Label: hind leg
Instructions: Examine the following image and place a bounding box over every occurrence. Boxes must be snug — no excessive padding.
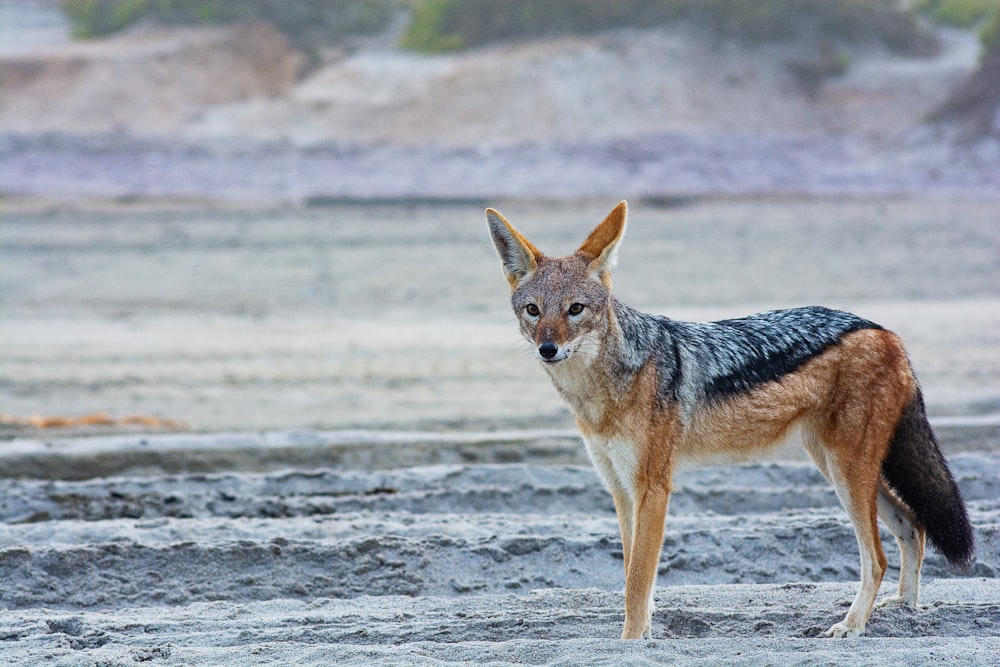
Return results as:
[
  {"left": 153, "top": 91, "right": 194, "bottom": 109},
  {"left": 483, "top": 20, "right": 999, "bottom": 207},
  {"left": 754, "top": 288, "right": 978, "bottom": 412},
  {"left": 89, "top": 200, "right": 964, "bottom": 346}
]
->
[
  {"left": 823, "top": 463, "right": 888, "bottom": 638},
  {"left": 875, "top": 481, "right": 925, "bottom": 608},
  {"left": 803, "top": 431, "right": 885, "bottom": 633},
  {"left": 804, "top": 431, "right": 889, "bottom": 624}
]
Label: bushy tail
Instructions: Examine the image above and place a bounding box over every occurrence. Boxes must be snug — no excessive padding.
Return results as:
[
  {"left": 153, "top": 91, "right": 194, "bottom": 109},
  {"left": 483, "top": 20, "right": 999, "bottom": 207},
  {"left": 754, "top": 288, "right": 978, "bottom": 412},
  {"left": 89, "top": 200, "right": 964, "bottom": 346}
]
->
[{"left": 881, "top": 387, "right": 975, "bottom": 569}]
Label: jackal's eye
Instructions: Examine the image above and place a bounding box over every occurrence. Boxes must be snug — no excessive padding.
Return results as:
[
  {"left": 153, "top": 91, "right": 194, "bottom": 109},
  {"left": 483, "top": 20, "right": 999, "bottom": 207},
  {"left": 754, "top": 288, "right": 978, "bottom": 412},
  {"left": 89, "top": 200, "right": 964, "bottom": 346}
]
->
[
  {"left": 568, "top": 303, "right": 585, "bottom": 316},
  {"left": 525, "top": 303, "right": 540, "bottom": 317}
]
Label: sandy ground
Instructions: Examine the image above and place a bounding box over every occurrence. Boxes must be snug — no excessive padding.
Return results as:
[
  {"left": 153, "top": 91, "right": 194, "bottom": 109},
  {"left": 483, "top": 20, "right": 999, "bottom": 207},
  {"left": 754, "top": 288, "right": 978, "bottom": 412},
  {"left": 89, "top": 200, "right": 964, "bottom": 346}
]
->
[
  {"left": 3, "top": 198, "right": 998, "bottom": 434},
  {"left": 1, "top": 197, "right": 998, "bottom": 665},
  {"left": 1, "top": 451, "right": 998, "bottom": 665}
]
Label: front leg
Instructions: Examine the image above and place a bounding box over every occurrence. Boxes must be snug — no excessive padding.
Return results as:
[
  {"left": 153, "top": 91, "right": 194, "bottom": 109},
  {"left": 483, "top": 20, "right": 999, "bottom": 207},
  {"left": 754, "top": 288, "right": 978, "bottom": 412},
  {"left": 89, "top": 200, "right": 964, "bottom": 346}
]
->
[
  {"left": 583, "top": 436, "right": 637, "bottom": 579},
  {"left": 622, "top": 484, "right": 670, "bottom": 640},
  {"left": 610, "top": 487, "right": 635, "bottom": 574}
]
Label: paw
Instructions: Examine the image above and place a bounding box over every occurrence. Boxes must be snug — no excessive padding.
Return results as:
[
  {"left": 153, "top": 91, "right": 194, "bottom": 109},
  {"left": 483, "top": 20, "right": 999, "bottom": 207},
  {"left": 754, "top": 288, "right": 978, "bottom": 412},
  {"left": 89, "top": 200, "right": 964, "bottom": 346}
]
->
[
  {"left": 621, "top": 616, "right": 653, "bottom": 640},
  {"left": 823, "top": 621, "right": 863, "bottom": 638},
  {"left": 876, "top": 595, "right": 917, "bottom": 609},
  {"left": 620, "top": 627, "right": 647, "bottom": 640}
]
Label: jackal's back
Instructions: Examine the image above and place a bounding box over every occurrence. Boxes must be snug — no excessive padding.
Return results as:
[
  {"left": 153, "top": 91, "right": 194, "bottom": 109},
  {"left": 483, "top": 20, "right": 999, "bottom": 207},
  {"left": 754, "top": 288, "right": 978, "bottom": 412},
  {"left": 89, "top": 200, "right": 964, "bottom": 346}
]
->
[{"left": 616, "top": 304, "right": 884, "bottom": 403}]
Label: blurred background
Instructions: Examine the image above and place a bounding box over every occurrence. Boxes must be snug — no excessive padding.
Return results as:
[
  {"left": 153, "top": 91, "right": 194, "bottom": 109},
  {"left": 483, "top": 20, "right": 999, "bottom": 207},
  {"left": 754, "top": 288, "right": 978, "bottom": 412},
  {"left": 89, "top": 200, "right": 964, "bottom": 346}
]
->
[
  {"left": 1, "top": 0, "right": 998, "bottom": 443},
  {"left": 2, "top": 0, "right": 999, "bottom": 199}
]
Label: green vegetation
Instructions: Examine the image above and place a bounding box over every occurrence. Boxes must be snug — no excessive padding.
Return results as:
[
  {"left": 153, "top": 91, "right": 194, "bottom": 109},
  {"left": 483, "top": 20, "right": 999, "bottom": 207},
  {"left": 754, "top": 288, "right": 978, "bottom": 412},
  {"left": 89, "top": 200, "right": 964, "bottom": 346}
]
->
[
  {"left": 977, "top": 3, "right": 1000, "bottom": 53},
  {"left": 398, "top": 0, "right": 464, "bottom": 53},
  {"left": 400, "top": 0, "right": 938, "bottom": 55},
  {"left": 925, "top": 0, "right": 999, "bottom": 134},
  {"left": 63, "top": 0, "right": 1000, "bottom": 62},
  {"left": 61, "top": 0, "right": 398, "bottom": 57},
  {"left": 915, "top": 0, "right": 999, "bottom": 28},
  {"left": 916, "top": 0, "right": 1000, "bottom": 64},
  {"left": 63, "top": 0, "right": 143, "bottom": 37}
]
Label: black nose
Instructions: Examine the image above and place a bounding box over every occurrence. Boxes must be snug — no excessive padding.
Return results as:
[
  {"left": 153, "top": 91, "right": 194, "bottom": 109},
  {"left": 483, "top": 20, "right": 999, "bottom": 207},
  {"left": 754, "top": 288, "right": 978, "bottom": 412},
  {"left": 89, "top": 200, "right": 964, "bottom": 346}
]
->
[{"left": 538, "top": 342, "right": 558, "bottom": 359}]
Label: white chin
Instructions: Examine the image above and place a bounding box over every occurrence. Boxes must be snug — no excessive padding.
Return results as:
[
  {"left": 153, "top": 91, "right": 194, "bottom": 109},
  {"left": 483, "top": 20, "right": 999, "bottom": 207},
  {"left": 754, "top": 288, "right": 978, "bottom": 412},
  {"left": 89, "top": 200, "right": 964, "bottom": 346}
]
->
[{"left": 539, "top": 350, "right": 573, "bottom": 364}]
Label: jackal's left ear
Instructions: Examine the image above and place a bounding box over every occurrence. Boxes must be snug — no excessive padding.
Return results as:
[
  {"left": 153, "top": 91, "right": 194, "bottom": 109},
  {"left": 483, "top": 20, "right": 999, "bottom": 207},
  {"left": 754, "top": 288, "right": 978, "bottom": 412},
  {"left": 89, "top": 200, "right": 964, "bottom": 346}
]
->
[
  {"left": 486, "top": 208, "right": 545, "bottom": 289},
  {"left": 578, "top": 200, "right": 627, "bottom": 286}
]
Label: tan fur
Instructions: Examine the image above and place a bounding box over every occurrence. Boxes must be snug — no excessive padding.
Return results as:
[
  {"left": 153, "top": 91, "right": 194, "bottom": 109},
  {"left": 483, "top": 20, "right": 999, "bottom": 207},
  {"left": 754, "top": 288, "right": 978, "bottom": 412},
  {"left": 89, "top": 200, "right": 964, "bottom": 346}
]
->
[
  {"left": 487, "top": 202, "right": 935, "bottom": 640},
  {"left": 677, "top": 329, "right": 916, "bottom": 637},
  {"left": 580, "top": 329, "right": 917, "bottom": 638},
  {"left": 578, "top": 201, "right": 627, "bottom": 288}
]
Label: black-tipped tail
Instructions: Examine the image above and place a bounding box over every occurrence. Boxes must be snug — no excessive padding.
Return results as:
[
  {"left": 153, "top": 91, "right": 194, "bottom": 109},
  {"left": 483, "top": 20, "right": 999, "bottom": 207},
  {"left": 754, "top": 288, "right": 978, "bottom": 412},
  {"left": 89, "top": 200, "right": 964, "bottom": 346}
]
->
[{"left": 881, "top": 387, "right": 975, "bottom": 569}]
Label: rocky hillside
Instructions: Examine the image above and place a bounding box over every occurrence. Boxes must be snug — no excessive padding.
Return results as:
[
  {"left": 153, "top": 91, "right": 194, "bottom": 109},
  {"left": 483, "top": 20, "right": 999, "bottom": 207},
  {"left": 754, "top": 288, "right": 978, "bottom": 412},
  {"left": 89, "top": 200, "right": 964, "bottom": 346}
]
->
[
  {"left": 2, "top": 6, "right": 997, "bottom": 201},
  {"left": 0, "top": 22, "right": 305, "bottom": 136},
  {"left": 0, "top": 14, "right": 985, "bottom": 146}
]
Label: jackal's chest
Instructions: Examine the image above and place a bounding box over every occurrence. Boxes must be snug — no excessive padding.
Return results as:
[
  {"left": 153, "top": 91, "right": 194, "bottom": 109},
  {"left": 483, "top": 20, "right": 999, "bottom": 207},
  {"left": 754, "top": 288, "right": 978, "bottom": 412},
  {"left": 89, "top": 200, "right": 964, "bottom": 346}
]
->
[
  {"left": 544, "top": 362, "right": 623, "bottom": 426},
  {"left": 579, "top": 431, "right": 641, "bottom": 491}
]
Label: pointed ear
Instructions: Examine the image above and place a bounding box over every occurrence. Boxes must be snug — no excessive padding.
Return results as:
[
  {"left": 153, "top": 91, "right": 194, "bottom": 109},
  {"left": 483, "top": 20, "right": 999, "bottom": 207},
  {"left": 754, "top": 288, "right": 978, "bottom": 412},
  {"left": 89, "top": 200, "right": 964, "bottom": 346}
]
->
[
  {"left": 577, "top": 200, "right": 627, "bottom": 286},
  {"left": 486, "top": 208, "right": 544, "bottom": 289}
]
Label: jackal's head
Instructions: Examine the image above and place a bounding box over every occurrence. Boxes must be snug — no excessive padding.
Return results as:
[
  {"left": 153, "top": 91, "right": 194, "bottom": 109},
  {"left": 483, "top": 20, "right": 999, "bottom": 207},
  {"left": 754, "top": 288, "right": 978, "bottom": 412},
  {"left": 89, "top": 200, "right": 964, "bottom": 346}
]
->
[{"left": 486, "top": 201, "right": 627, "bottom": 365}]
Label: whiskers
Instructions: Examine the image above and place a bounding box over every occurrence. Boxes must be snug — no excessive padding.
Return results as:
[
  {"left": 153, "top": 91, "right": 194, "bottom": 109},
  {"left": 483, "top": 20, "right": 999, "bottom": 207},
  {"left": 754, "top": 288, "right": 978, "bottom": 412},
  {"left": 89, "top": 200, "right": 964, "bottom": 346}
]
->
[
  {"left": 499, "top": 317, "right": 603, "bottom": 366},
  {"left": 498, "top": 316, "right": 535, "bottom": 360},
  {"left": 512, "top": 336, "right": 538, "bottom": 361}
]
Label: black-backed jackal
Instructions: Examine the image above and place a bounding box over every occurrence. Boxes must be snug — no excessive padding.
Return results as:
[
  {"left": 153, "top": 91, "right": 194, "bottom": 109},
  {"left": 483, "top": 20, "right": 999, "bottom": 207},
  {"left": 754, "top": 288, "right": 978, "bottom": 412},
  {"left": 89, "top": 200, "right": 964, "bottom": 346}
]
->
[{"left": 486, "top": 201, "right": 974, "bottom": 639}]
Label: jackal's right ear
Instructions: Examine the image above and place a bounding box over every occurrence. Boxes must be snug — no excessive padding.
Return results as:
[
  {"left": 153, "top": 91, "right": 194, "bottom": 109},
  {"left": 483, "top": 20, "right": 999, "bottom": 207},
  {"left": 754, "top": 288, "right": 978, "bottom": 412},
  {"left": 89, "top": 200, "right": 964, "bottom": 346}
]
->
[
  {"left": 577, "top": 200, "right": 627, "bottom": 287},
  {"left": 486, "top": 208, "right": 544, "bottom": 289}
]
